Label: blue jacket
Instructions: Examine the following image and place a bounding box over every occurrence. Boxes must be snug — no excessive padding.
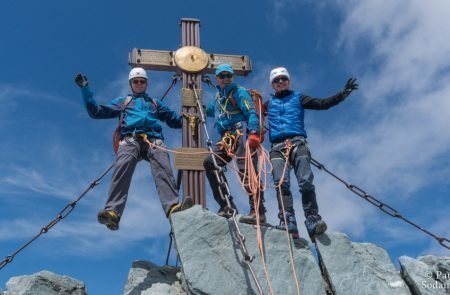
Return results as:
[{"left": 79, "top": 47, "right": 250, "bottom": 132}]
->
[
  {"left": 81, "top": 86, "right": 182, "bottom": 139},
  {"left": 268, "top": 91, "right": 306, "bottom": 143},
  {"left": 205, "top": 83, "right": 260, "bottom": 135},
  {"left": 267, "top": 89, "right": 347, "bottom": 143}
]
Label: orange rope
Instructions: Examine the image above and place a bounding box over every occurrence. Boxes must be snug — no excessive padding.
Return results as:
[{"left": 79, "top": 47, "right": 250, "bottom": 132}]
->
[
  {"left": 245, "top": 142, "right": 275, "bottom": 295},
  {"left": 275, "top": 140, "right": 301, "bottom": 295}
]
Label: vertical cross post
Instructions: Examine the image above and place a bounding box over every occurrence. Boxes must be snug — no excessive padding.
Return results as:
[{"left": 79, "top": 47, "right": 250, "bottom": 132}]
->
[{"left": 180, "top": 18, "right": 204, "bottom": 206}]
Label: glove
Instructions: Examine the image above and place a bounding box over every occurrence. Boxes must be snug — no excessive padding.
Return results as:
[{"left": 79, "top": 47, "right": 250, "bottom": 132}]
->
[
  {"left": 248, "top": 133, "right": 260, "bottom": 149},
  {"left": 74, "top": 73, "right": 89, "bottom": 88},
  {"left": 342, "top": 78, "right": 358, "bottom": 98}
]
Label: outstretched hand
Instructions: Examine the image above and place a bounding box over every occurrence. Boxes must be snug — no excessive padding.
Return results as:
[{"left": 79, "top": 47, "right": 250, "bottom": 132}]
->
[
  {"left": 343, "top": 78, "right": 358, "bottom": 97},
  {"left": 74, "top": 73, "right": 89, "bottom": 88}
]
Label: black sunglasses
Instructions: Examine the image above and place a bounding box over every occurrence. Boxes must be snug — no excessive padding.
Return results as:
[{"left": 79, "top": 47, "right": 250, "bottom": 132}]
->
[
  {"left": 132, "top": 79, "right": 147, "bottom": 85},
  {"left": 272, "top": 76, "right": 289, "bottom": 84},
  {"left": 217, "top": 73, "right": 233, "bottom": 79}
]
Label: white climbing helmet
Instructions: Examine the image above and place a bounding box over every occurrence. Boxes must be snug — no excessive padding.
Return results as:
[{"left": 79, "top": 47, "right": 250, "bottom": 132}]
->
[
  {"left": 129, "top": 67, "right": 148, "bottom": 81},
  {"left": 269, "top": 67, "right": 290, "bottom": 83}
]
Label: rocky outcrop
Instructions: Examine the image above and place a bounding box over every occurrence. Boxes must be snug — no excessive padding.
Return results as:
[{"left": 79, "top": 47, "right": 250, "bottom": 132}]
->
[
  {"left": 399, "top": 255, "right": 450, "bottom": 295},
  {"left": 315, "top": 232, "right": 411, "bottom": 295},
  {"left": 3, "top": 206, "right": 449, "bottom": 295},
  {"left": 3, "top": 270, "right": 86, "bottom": 295},
  {"left": 123, "top": 260, "right": 186, "bottom": 295},
  {"left": 170, "top": 205, "right": 326, "bottom": 295}
]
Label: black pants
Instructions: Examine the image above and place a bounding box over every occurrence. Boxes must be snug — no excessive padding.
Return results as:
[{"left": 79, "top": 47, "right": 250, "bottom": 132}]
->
[
  {"left": 203, "top": 133, "right": 265, "bottom": 214},
  {"left": 270, "top": 136, "right": 319, "bottom": 218}
]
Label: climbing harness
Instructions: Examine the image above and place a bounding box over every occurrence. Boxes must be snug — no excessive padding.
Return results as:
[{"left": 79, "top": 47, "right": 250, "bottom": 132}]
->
[
  {"left": 112, "top": 95, "right": 132, "bottom": 154},
  {"left": 0, "top": 161, "right": 117, "bottom": 270},
  {"left": 310, "top": 158, "right": 450, "bottom": 250},
  {"left": 217, "top": 128, "right": 243, "bottom": 157}
]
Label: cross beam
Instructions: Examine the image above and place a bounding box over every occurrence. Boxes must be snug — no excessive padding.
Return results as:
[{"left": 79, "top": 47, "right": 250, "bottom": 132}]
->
[{"left": 128, "top": 18, "right": 252, "bottom": 207}]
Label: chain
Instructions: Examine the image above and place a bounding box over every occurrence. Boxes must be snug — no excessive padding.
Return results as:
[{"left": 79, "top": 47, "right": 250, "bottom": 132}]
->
[
  {"left": 0, "top": 161, "right": 117, "bottom": 270},
  {"left": 166, "top": 230, "right": 174, "bottom": 266},
  {"left": 161, "top": 74, "right": 182, "bottom": 101},
  {"left": 191, "top": 81, "right": 265, "bottom": 294},
  {"left": 310, "top": 158, "right": 450, "bottom": 250}
]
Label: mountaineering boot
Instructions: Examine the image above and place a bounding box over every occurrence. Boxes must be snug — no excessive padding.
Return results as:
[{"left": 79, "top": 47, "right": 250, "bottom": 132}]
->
[
  {"left": 217, "top": 200, "right": 238, "bottom": 218},
  {"left": 239, "top": 209, "right": 267, "bottom": 225},
  {"left": 97, "top": 209, "right": 121, "bottom": 231},
  {"left": 275, "top": 212, "right": 299, "bottom": 239},
  {"left": 167, "top": 197, "right": 194, "bottom": 218},
  {"left": 304, "top": 214, "right": 327, "bottom": 242}
]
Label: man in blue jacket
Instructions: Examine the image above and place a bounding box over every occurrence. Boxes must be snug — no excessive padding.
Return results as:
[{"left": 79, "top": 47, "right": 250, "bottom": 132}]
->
[
  {"left": 203, "top": 64, "right": 266, "bottom": 224},
  {"left": 267, "top": 67, "right": 358, "bottom": 241},
  {"left": 74, "top": 68, "right": 192, "bottom": 231}
]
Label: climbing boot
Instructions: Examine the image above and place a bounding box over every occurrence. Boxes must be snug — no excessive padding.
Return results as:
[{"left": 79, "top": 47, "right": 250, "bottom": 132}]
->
[
  {"left": 167, "top": 197, "right": 194, "bottom": 218},
  {"left": 97, "top": 209, "right": 120, "bottom": 231},
  {"left": 275, "top": 212, "right": 299, "bottom": 239},
  {"left": 304, "top": 214, "right": 327, "bottom": 242},
  {"left": 239, "top": 210, "right": 267, "bottom": 225}
]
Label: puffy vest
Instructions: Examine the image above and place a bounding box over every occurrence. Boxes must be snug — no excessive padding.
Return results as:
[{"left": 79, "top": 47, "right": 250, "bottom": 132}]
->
[{"left": 267, "top": 91, "right": 307, "bottom": 143}]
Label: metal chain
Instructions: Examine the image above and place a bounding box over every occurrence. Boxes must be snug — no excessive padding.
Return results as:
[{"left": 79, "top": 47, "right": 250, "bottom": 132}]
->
[
  {"left": 161, "top": 74, "right": 182, "bottom": 101},
  {"left": 166, "top": 230, "right": 174, "bottom": 266},
  {"left": 0, "top": 161, "right": 117, "bottom": 270},
  {"left": 191, "top": 82, "right": 265, "bottom": 295},
  {"left": 310, "top": 158, "right": 450, "bottom": 250}
]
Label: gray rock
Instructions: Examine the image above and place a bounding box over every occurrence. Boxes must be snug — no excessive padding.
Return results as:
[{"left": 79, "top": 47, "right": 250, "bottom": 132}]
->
[
  {"left": 124, "top": 260, "right": 186, "bottom": 295},
  {"left": 4, "top": 270, "right": 86, "bottom": 295},
  {"left": 399, "top": 255, "right": 450, "bottom": 295},
  {"left": 170, "top": 205, "right": 326, "bottom": 295},
  {"left": 315, "top": 231, "right": 410, "bottom": 295}
]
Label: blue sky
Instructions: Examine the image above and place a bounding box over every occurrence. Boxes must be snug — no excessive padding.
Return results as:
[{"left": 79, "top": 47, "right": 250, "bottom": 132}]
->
[{"left": 1, "top": 0, "right": 449, "bottom": 293}]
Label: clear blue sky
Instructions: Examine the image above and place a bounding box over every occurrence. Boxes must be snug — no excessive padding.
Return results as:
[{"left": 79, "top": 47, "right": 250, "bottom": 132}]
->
[{"left": 1, "top": 0, "right": 449, "bottom": 294}]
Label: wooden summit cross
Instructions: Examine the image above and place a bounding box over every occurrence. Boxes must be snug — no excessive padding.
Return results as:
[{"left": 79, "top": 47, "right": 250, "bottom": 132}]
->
[{"left": 128, "top": 18, "right": 252, "bottom": 207}]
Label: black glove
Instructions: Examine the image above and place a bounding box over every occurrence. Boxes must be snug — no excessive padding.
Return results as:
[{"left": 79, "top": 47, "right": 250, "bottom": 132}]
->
[
  {"left": 74, "top": 73, "right": 89, "bottom": 88},
  {"left": 341, "top": 78, "right": 358, "bottom": 99}
]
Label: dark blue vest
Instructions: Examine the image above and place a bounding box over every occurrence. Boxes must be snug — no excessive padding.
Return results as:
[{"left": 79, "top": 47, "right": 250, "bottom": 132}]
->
[{"left": 268, "top": 92, "right": 307, "bottom": 143}]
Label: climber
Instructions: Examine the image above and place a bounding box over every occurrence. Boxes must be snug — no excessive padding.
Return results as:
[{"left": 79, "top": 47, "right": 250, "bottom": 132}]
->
[
  {"left": 203, "top": 63, "right": 266, "bottom": 224},
  {"left": 266, "top": 67, "right": 358, "bottom": 241},
  {"left": 74, "top": 68, "right": 193, "bottom": 231}
]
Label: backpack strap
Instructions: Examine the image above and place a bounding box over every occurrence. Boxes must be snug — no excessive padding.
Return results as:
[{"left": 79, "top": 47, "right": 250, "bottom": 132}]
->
[
  {"left": 217, "top": 88, "right": 241, "bottom": 115},
  {"left": 227, "top": 88, "right": 238, "bottom": 108},
  {"left": 118, "top": 95, "right": 133, "bottom": 131}
]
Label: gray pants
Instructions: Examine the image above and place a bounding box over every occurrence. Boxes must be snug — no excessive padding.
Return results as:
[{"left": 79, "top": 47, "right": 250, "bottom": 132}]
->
[
  {"left": 104, "top": 136, "right": 179, "bottom": 217},
  {"left": 270, "top": 136, "right": 319, "bottom": 218}
]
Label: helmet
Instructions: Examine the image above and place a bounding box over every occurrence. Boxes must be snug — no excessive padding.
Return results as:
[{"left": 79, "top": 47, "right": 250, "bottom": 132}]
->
[
  {"left": 129, "top": 67, "right": 148, "bottom": 81},
  {"left": 270, "top": 67, "right": 290, "bottom": 83}
]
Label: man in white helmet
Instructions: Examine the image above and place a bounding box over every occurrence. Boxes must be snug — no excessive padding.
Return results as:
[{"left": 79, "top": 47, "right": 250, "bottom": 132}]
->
[
  {"left": 74, "top": 68, "right": 192, "bottom": 231},
  {"left": 266, "top": 66, "right": 358, "bottom": 241}
]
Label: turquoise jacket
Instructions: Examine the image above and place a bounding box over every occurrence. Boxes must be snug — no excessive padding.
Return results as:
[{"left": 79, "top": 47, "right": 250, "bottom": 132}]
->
[
  {"left": 205, "top": 83, "right": 260, "bottom": 135},
  {"left": 81, "top": 86, "right": 182, "bottom": 139}
]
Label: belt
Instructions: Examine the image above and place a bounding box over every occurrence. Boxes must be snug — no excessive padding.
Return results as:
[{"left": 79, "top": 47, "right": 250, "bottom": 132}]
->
[
  {"left": 272, "top": 135, "right": 306, "bottom": 149},
  {"left": 121, "top": 133, "right": 155, "bottom": 140}
]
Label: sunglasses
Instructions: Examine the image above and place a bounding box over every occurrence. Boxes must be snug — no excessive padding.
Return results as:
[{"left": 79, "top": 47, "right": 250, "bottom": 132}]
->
[
  {"left": 272, "top": 76, "right": 289, "bottom": 84},
  {"left": 217, "top": 73, "right": 233, "bottom": 79},
  {"left": 132, "top": 79, "right": 147, "bottom": 85}
]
